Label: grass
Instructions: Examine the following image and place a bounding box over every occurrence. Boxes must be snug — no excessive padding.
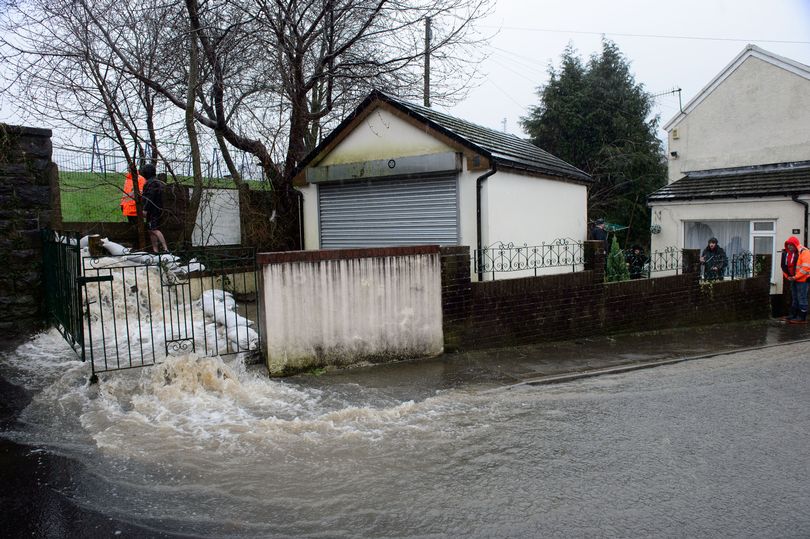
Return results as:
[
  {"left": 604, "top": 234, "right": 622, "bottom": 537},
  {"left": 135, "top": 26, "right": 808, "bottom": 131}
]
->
[{"left": 59, "top": 170, "right": 271, "bottom": 222}]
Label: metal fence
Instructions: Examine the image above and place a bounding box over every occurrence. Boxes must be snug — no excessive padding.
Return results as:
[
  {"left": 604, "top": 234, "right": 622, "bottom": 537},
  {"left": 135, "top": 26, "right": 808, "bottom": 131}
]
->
[
  {"left": 473, "top": 240, "right": 585, "bottom": 280},
  {"left": 42, "top": 229, "right": 262, "bottom": 382},
  {"left": 475, "top": 240, "right": 756, "bottom": 282}
]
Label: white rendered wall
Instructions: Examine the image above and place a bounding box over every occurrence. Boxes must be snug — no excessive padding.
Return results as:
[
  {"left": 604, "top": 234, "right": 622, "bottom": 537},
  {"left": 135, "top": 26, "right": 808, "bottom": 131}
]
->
[
  {"left": 649, "top": 197, "right": 808, "bottom": 293},
  {"left": 667, "top": 57, "right": 810, "bottom": 182},
  {"left": 191, "top": 188, "right": 241, "bottom": 246},
  {"left": 299, "top": 183, "right": 319, "bottom": 250},
  {"left": 481, "top": 171, "right": 588, "bottom": 278},
  {"left": 320, "top": 107, "right": 453, "bottom": 165},
  {"left": 262, "top": 253, "right": 443, "bottom": 374}
]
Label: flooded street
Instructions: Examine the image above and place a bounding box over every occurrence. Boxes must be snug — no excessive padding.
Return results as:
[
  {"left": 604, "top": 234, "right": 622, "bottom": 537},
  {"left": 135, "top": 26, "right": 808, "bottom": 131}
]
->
[{"left": 2, "top": 329, "right": 810, "bottom": 538}]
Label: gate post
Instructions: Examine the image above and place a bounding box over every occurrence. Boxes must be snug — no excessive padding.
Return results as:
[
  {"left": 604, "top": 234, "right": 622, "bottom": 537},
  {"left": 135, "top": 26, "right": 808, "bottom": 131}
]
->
[{"left": 0, "top": 124, "right": 55, "bottom": 340}]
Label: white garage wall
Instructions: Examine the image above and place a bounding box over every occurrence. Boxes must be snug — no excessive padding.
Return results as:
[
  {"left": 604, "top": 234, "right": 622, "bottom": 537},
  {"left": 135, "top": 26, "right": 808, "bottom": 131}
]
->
[
  {"left": 191, "top": 188, "right": 242, "bottom": 247},
  {"left": 482, "top": 170, "right": 588, "bottom": 277}
]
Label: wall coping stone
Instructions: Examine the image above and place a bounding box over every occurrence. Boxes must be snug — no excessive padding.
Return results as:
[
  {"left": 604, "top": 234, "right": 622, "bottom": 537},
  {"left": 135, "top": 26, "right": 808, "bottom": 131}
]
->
[
  {"left": 258, "top": 244, "right": 440, "bottom": 265},
  {"left": 1, "top": 124, "right": 53, "bottom": 137}
]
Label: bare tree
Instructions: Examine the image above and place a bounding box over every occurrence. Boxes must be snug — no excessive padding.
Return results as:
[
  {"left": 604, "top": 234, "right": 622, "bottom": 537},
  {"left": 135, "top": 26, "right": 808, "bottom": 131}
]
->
[{"left": 2, "top": 0, "right": 493, "bottom": 247}]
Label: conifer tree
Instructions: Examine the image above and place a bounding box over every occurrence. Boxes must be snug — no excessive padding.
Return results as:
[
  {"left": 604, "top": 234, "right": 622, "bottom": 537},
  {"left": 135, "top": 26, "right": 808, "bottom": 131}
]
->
[
  {"left": 606, "top": 236, "right": 630, "bottom": 282},
  {"left": 521, "top": 40, "right": 666, "bottom": 246}
]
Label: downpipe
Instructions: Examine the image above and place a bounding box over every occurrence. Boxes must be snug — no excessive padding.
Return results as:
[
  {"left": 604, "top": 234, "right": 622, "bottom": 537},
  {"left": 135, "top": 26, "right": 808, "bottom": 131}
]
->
[
  {"left": 791, "top": 194, "right": 808, "bottom": 246},
  {"left": 476, "top": 166, "right": 497, "bottom": 281}
]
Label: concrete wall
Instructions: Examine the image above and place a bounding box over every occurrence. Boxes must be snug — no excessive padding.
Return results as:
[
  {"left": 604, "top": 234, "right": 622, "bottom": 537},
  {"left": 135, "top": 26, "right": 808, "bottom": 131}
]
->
[
  {"left": 0, "top": 124, "right": 55, "bottom": 339},
  {"left": 258, "top": 245, "right": 443, "bottom": 375},
  {"left": 441, "top": 244, "right": 771, "bottom": 351},
  {"left": 667, "top": 55, "right": 810, "bottom": 182}
]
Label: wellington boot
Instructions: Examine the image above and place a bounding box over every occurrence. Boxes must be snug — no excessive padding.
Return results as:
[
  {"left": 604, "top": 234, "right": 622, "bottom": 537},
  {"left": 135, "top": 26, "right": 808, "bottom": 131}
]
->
[
  {"left": 788, "top": 311, "right": 808, "bottom": 324},
  {"left": 781, "top": 306, "right": 798, "bottom": 321}
]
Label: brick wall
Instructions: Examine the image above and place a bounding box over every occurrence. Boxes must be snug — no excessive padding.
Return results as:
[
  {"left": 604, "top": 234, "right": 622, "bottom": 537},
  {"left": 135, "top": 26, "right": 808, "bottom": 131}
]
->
[
  {"left": 0, "top": 124, "right": 55, "bottom": 339},
  {"left": 440, "top": 244, "right": 772, "bottom": 351}
]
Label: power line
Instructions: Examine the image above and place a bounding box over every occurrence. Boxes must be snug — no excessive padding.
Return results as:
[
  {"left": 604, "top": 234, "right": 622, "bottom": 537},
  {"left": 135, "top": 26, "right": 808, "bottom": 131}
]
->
[{"left": 482, "top": 25, "right": 810, "bottom": 45}]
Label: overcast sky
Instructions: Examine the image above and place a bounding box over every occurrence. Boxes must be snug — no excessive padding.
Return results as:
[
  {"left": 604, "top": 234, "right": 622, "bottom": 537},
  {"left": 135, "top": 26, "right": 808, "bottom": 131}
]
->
[
  {"left": 1, "top": 0, "right": 808, "bottom": 149},
  {"left": 438, "top": 0, "right": 810, "bottom": 144}
]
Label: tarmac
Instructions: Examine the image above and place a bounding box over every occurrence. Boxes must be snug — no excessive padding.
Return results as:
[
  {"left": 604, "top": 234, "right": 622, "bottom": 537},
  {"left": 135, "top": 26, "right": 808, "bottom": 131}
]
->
[{"left": 291, "top": 318, "right": 810, "bottom": 396}]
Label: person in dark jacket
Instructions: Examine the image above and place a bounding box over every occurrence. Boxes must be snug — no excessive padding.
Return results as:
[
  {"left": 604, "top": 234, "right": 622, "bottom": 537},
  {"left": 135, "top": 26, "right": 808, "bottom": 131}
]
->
[
  {"left": 625, "top": 244, "right": 647, "bottom": 279},
  {"left": 700, "top": 237, "right": 727, "bottom": 281},
  {"left": 140, "top": 164, "right": 168, "bottom": 253},
  {"left": 589, "top": 218, "right": 609, "bottom": 252}
]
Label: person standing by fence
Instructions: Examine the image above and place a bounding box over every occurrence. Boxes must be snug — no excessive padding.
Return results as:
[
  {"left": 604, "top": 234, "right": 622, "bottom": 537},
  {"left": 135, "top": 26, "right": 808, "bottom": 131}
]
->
[
  {"left": 700, "top": 237, "right": 727, "bottom": 281},
  {"left": 140, "top": 164, "right": 169, "bottom": 253},
  {"left": 782, "top": 236, "right": 810, "bottom": 324},
  {"left": 120, "top": 168, "right": 146, "bottom": 224}
]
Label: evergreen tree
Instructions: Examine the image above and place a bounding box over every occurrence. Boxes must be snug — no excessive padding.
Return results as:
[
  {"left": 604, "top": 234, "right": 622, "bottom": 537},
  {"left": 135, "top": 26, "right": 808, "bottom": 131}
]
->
[
  {"left": 606, "top": 236, "right": 630, "bottom": 283},
  {"left": 521, "top": 40, "right": 666, "bottom": 246}
]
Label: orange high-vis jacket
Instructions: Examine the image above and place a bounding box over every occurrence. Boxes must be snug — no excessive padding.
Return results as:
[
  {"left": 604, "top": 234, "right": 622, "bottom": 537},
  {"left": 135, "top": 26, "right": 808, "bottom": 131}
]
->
[
  {"left": 120, "top": 172, "right": 146, "bottom": 217},
  {"left": 795, "top": 246, "right": 810, "bottom": 282}
]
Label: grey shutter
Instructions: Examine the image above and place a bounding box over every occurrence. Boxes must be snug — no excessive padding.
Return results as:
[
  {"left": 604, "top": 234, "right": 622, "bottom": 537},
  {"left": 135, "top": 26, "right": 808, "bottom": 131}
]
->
[{"left": 318, "top": 175, "right": 459, "bottom": 248}]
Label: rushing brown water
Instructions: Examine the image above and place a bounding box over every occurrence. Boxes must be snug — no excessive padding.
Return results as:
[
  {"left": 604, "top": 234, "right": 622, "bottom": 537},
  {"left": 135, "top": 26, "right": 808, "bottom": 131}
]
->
[{"left": 2, "top": 329, "right": 810, "bottom": 538}]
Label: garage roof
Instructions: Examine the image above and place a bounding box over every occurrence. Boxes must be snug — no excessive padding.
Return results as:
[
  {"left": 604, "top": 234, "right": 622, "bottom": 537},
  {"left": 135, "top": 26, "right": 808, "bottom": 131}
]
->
[
  {"left": 294, "top": 91, "right": 592, "bottom": 185},
  {"left": 648, "top": 161, "right": 810, "bottom": 202}
]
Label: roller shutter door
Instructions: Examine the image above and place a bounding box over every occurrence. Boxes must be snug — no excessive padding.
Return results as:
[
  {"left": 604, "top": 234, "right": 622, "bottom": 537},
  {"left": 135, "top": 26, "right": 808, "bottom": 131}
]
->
[{"left": 319, "top": 175, "right": 459, "bottom": 248}]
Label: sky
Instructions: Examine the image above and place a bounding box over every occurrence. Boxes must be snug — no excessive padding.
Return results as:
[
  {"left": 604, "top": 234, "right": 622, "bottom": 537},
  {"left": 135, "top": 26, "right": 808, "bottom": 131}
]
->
[
  {"left": 1, "top": 0, "right": 809, "bottom": 149},
  {"left": 437, "top": 0, "right": 810, "bottom": 145}
]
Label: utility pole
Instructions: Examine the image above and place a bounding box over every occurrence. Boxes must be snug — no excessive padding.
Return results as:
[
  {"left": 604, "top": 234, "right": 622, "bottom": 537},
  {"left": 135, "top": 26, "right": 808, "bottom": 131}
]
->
[
  {"left": 501, "top": 118, "right": 507, "bottom": 133},
  {"left": 424, "top": 17, "right": 431, "bottom": 108}
]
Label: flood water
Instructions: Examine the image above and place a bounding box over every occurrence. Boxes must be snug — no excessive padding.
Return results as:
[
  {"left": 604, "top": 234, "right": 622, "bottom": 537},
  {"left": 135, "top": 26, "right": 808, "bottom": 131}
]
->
[{"left": 2, "top": 329, "right": 809, "bottom": 538}]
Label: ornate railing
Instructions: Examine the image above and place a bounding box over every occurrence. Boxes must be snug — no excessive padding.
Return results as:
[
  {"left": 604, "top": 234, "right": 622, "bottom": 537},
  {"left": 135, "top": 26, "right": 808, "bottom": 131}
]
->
[{"left": 473, "top": 240, "right": 585, "bottom": 280}]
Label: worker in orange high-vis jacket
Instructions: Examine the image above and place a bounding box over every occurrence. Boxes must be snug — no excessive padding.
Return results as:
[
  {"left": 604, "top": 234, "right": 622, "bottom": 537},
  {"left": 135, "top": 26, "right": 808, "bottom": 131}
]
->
[
  {"left": 783, "top": 235, "right": 810, "bottom": 324},
  {"left": 120, "top": 169, "right": 146, "bottom": 224}
]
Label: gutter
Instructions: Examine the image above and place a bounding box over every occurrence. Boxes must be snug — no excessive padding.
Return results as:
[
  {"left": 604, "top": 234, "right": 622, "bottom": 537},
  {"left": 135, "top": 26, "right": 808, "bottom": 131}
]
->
[
  {"left": 476, "top": 165, "right": 497, "bottom": 281},
  {"left": 791, "top": 194, "right": 809, "bottom": 245}
]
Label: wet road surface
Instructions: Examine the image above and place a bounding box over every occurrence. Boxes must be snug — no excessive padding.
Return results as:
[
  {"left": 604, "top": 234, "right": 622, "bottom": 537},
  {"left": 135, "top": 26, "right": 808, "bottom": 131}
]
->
[{"left": 1, "top": 320, "right": 809, "bottom": 538}]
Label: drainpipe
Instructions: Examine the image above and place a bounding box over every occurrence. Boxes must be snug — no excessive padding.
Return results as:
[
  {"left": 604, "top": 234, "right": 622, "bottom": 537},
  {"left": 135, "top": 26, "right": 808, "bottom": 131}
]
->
[
  {"left": 292, "top": 188, "right": 305, "bottom": 250},
  {"left": 476, "top": 166, "right": 497, "bottom": 281},
  {"left": 791, "top": 194, "right": 808, "bottom": 246}
]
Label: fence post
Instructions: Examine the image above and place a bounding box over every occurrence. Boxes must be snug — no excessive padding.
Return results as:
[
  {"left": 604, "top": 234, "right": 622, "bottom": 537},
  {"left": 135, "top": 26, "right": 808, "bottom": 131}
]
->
[
  {"left": 584, "top": 240, "right": 605, "bottom": 281},
  {"left": 754, "top": 254, "right": 772, "bottom": 280},
  {"left": 682, "top": 248, "right": 701, "bottom": 274}
]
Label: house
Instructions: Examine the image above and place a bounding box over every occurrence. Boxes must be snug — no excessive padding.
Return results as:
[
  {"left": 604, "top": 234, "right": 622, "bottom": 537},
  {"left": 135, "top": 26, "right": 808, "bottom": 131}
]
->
[
  {"left": 648, "top": 44, "right": 810, "bottom": 294},
  {"left": 293, "top": 91, "right": 592, "bottom": 279}
]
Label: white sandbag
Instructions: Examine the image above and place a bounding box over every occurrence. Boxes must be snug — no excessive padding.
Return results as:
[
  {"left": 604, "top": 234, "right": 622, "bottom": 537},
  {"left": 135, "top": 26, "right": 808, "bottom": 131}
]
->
[
  {"left": 101, "top": 239, "right": 130, "bottom": 256},
  {"left": 227, "top": 325, "right": 259, "bottom": 351}
]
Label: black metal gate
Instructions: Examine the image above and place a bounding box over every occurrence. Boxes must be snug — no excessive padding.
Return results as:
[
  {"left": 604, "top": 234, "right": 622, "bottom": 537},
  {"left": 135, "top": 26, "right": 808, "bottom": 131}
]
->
[{"left": 42, "top": 230, "right": 263, "bottom": 382}]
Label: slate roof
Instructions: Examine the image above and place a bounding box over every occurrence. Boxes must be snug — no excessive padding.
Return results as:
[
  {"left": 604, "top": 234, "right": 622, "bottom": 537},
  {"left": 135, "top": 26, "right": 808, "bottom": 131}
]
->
[
  {"left": 295, "top": 91, "right": 592, "bottom": 184},
  {"left": 648, "top": 161, "right": 810, "bottom": 202}
]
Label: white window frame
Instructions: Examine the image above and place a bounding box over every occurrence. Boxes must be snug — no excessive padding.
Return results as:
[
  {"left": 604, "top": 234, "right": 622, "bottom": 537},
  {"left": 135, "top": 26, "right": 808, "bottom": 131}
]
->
[{"left": 750, "top": 220, "right": 777, "bottom": 285}]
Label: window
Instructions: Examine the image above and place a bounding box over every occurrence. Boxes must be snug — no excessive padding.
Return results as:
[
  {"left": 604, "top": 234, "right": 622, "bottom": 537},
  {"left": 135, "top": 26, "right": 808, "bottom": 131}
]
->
[
  {"left": 684, "top": 220, "right": 750, "bottom": 257},
  {"left": 684, "top": 220, "right": 777, "bottom": 282}
]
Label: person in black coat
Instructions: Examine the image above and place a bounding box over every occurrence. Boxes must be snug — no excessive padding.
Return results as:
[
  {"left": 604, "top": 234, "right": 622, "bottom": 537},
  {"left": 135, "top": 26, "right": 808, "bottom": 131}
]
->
[
  {"left": 625, "top": 244, "right": 647, "bottom": 279},
  {"left": 700, "top": 237, "right": 727, "bottom": 281},
  {"left": 140, "top": 164, "right": 169, "bottom": 253},
  {"left": 589, "top": 218, "right": 609, "bottom": 252}
]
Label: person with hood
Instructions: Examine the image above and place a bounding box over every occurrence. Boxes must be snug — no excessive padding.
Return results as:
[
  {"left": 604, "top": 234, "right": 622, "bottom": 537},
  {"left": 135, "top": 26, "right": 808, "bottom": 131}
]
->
[
  {"left": 625, "top": 244, "right": 648, "bottom": 279},
  {"left": 700, "top": 237, "right": 727, "bottom": 281},
  {"left": 781, "top": 235, "right": 810, "bottom": 323},
  {"left": 140, "top": 164, "right": 169, "bottom": 253}
]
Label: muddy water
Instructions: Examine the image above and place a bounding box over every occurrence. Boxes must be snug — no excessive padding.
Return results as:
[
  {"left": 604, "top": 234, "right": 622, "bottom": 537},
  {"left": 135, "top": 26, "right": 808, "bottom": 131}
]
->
[{"left": 2, "top": 330, "right": 810, "bottom": 537}]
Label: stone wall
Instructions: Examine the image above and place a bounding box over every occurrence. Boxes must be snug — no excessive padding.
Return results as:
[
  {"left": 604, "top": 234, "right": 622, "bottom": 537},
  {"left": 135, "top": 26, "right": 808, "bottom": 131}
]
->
[
  {"left": 441, "top": 243, "right": 772, "bottom": 351},
  {"left": 0, "top": 125, "right": 55, "bottom": 339}
]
